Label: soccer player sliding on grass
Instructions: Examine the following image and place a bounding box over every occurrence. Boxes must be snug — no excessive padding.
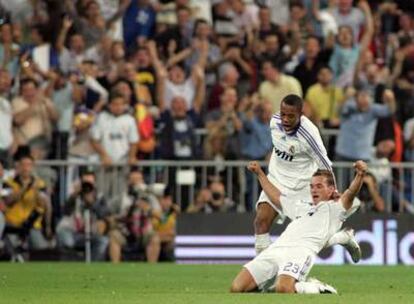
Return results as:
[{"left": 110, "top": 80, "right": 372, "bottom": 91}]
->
[
  {"left": 253, "top": 94, "right": 360, "bottom": 262},
  {"left": 231, "top": 160, "right": 368, "bottom": 294}
]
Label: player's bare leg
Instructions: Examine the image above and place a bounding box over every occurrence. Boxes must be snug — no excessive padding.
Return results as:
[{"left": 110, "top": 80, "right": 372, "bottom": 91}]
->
[
  {"left": 230, "top": 268, "right": 258, "bottom": 292},
  {"left": 254, "top": 203, "right": 278, "bottom": 254},
  {"left": 275, "top": 275, "right": 296, "bottom": 293}
]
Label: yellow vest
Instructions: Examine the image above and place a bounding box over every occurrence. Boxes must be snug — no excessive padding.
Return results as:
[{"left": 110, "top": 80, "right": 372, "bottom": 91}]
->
[
  {"left": 5, "top": 176, "right": 46, "bottom": 229},
  {"left": 153, "top": 212, "right": 176, "bottom": 234}
]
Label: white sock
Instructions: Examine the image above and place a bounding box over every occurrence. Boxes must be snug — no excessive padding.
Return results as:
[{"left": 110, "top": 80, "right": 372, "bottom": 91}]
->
[
  {"left": 255, "top": 233, "right": 271, "bottom": 254},
  {"left": 295, "top": 282, "right": 321, "bottom": 294},
  {"left": 326, "top": 230, "right": 348, "bottom": 247}
]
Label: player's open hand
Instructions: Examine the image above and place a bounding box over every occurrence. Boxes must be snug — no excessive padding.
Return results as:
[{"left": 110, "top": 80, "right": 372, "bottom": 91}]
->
[
  {"left": 247, "top": 161, "right": 263, "bottom": 175},
  {"left": 354, "top": 161, "right": 368, "bottom": 176}
]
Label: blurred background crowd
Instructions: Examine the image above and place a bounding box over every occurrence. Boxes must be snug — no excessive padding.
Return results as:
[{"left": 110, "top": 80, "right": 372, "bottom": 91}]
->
[{"left": 1, "top": 0, "right": 414, "bottom": 262}]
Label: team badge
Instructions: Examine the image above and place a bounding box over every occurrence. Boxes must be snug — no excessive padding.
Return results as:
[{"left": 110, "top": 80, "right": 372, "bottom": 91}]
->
[{"left": 289, "top": 145, "right": 295, "bottom": 154}]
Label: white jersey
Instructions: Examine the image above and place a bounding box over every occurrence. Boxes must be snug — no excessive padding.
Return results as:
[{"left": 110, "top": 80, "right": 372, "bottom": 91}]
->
[
  {"left": 275, "top": 199, "right": 351, "bottom": 254},
  {"left": 268, "top": 114, "right": 332, "bottom": 192},
  {"left": 91, "top": 111, "right": 139, "bottom": 162},
  {"left": 0, "top": 97, "right": 13, "bottom": 150}
]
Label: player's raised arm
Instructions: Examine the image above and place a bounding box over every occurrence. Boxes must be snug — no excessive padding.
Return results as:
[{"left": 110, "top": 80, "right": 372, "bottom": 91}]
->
[
  {"left": 248, "top": 161, "right": 282, "bottom": 210},
  {"left": 340, "top": 161, "right": 368, "bottom": 210}
]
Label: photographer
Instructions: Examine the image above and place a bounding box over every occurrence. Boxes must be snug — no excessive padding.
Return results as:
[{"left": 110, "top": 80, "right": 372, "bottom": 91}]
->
[
  {"left": 109, "top": 169, "right": 161, "bottom": 263},
  {"left": 118, "top": 169, "right": 160, "bottom": 215},
  {"left": 357, "top": 172, "right": 385, "bottom": 212},
  {"left": 152, "top": 188, "right": 180, "bottom": 261},
  {"left": 2, "top": 155, "right": 51, "bottom": 250},
  {"left": 56, "top": 170, "right": 109, "bottom": 261},
  {"left": 0, "top": 161, "right": 8, "bottom": 242},
  {"left": 187, "top": 179, "right": 234, "bottom": 213}
]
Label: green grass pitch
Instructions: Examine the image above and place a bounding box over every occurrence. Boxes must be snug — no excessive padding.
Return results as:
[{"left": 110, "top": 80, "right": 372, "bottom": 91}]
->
[{"left": 0, "top": 263, "right": 413, "bottom": 304}]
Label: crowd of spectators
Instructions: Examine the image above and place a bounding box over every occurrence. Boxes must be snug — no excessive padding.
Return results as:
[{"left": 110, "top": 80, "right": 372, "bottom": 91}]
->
[{"left": 1, "top": 0, "right": 414, "bottom": 261}]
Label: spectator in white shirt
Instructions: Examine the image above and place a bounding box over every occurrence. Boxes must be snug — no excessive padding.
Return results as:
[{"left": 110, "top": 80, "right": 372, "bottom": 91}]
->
[
  {"left": 331, "top": 0, "right": 366, "bottom": 43},
  {"left": 147, "top": 39, "right": 207, "bottom": 111},
  {"left": 0, "top": 69, "right": 13, "bottom": 167},
  {"left": 91, "top": 92, "right": 139, "bottom": 166}
]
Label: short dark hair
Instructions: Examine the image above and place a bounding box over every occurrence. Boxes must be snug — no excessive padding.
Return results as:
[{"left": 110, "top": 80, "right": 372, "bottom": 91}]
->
[
  {"left": 261, "top": 59, "right": 279, "bottom": 70},
  {"left": 307, "top": 35, "right": 321, "bottom": 44},
  {"left": 281, "top": 94, "right": 303, "bottom": 111},
  {"left": 18, "top": 154, "right": 34, "bottom": 163},
  {"left": 129, "top": 167, "right": 142, "bottom": 175},
  {"left": 177, "top": 5, "right": 191, "bottom": 13},
  {"left": 31, "top": 23, "right": 49, "bottom": 41},
  {"left": 313, "top": 169, "right": 335, "bottom": 187},
  {"left": 80, "top": 168, "right": 96, "bottom": 178},
  {"left": 163, "top": 186, "right": 172, "bottom": 198},
  {"left": 108, "top": 92, "right": 125, "bottom": 103},
  {"left": 290, "top": 0, "right": 304, "bottom": 9},
  {"left": 168, "top": 62, "right": 185, "bottom": 71},
  {"left": 81, "top": 59, "right": 97, "bottom": 65},
  {"left": 317, "top": 65, "right": 333, "bottom": 74},
  {"left": 20, "top": 78, "right": 39, "bottom": 88}
]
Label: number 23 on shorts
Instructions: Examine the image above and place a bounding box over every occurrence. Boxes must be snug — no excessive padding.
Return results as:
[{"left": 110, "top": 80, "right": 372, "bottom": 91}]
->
[{"left": 283, "top": 262, "right": 300, "bottom": 274}]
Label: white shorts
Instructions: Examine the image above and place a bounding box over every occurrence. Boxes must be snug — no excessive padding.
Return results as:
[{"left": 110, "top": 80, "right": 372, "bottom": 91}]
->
[
  {"left": 255, "top": 183, "right": 312, "bottom": 221},
  {"left": 244, "top": 246, "right": 315, "bottom": 289}
]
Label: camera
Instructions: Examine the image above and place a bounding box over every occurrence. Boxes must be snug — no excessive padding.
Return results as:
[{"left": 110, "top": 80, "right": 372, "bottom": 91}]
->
[
  {"left": 128, "top": 184, "right": 147, "bottom": 200},
  {"left": 212, "top": 191, "right": 223, "bottom": 201},
  {"left": 0, "top": 180, "right": 12, "bottom": 198},
  {"left": 77, "top": 75, "right": 85, "bottom": 85},
  {"left": 0, "top": 188, "right": 12, "bottom": 198},
  {"left": 80, "top": 181, "right": 95, "bottom": 195}
]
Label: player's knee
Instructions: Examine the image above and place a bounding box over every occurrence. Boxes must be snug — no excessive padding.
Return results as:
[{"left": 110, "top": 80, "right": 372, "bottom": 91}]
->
[
  {"left": 230, "top": 280, "right": 246, "bottom": 293},
  {"left": 275, "top": 281, "right": 295, "bottom": 294},
  {"left": 254, "top": 205, "right": 275, "bottom": 234},
  {"left": 254, "top": 217, "right": 269, "bottom": 234}
]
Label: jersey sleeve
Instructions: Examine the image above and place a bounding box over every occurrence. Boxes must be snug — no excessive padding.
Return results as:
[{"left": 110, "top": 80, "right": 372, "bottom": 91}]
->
[
  {"left": 331, "top": 200, "right": 350, "bottom": 222},
  {"left": 127, "top": 116, "right": 139, "bottom": 144},
  {"left": 269, "top": 114, "right": 278, "bottom": 128},
  {"left": 371, "top": 104, "right": 391, "bottom": 118},
  {"left": 90, "top": 114, "right": 103, "bottom": 141},
  {"left": 279, "top": 193, "right": 298, "bottom": 220},
  {"left": 299, "top": 119, "right": 332, "bottom": 171}
]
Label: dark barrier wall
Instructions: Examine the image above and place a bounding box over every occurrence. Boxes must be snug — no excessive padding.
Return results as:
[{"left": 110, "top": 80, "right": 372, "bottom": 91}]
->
[{"left": 175, "top": 214, "right": 414, "bottom": 265}]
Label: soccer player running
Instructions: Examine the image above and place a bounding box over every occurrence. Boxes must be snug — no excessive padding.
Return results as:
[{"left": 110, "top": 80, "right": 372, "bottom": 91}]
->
[
  {"left": 231, "top": 160, "right": 368, "bottom": 294},
  {"left": 254, "top": 94, "right": 360, "bottom": 261}
]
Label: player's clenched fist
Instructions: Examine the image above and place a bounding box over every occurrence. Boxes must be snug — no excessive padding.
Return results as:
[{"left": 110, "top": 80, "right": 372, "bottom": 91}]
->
[
  {"left": 247, "top": 161, "right": 263, "bottom": 175},
  {"left": 353, "top": 161, "right": 368, "bottom": 175}
]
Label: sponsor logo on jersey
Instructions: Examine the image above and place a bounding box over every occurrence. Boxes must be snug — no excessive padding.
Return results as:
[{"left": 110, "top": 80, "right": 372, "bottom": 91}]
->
[
  {"left": 109, "top": 133, "right": 123, "bottom": 140},
  {"left": 274, "top": 147, "right": 294, "bottom": 161}
]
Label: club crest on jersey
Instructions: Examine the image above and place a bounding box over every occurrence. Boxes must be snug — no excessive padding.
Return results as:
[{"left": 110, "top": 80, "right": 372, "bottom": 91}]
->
[{"left": 289, "top": 145, "right": 295, "bottom": 154}]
